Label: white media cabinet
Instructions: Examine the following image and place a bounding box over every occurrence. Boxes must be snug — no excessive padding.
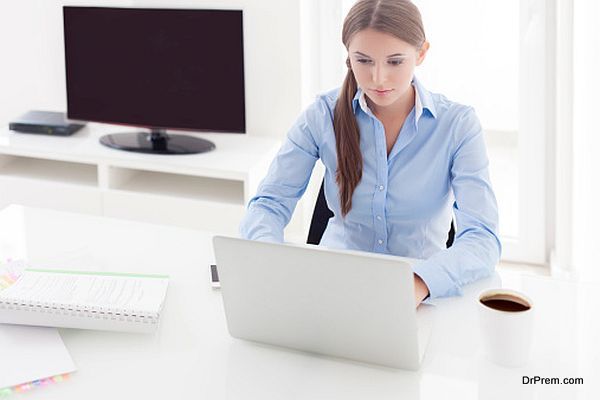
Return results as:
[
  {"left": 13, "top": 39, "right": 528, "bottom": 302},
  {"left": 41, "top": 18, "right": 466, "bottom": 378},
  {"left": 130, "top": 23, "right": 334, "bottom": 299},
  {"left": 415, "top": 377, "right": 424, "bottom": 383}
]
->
[{"left": 0, "top": 125, "right": 280, "bottom": 235}]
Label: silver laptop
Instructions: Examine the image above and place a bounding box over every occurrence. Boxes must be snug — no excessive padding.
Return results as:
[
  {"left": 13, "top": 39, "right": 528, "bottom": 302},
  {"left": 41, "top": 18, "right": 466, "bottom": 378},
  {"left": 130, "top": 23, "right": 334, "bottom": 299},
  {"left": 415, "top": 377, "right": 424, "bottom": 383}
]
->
[{"left": 212, "top": 236, "right": 434, "bottom": 370}]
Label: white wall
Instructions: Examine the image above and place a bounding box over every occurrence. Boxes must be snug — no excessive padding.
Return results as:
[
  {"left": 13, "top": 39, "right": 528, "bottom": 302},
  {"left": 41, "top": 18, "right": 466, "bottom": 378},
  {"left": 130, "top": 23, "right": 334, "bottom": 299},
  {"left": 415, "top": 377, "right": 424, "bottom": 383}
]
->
[{"left": 0, "top": 0, "right": 303, "bottom": 140}]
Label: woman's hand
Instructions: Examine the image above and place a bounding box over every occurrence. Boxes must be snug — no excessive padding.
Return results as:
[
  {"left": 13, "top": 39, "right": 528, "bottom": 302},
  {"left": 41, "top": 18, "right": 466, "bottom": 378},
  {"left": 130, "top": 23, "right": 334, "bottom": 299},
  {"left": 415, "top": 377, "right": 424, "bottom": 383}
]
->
[{"left": 413, "top": 274, "right": 429, "bottom": 308}]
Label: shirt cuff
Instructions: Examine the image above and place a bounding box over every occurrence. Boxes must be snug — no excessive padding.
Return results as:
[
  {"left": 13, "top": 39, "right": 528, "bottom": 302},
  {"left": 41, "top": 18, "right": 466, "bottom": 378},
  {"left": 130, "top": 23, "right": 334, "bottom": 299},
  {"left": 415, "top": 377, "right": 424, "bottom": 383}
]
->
[
  {"left": 412, "top": 258, "right": 463, "bottom": 300},
  {"left": 239, "top": 205, "right": 285, "bottom": 243}
]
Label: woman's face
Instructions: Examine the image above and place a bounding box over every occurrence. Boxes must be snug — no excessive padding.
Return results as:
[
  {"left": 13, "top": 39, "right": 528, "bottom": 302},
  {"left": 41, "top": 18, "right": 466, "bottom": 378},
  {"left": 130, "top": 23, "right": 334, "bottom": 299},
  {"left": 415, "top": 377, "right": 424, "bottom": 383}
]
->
[{"left": 347, "top": 28, "right": 428, "bottom": 112}]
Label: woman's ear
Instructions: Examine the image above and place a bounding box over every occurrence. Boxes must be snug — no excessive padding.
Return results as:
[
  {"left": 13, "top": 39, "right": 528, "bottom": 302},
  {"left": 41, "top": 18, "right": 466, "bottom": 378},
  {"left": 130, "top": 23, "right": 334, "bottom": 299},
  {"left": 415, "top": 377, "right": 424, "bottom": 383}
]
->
[
  {"left": 346, "top": 57, "right": 351, "bottom": 69},
  {"left": 416, "top": 41, "right": 430, "bottom": 66}
]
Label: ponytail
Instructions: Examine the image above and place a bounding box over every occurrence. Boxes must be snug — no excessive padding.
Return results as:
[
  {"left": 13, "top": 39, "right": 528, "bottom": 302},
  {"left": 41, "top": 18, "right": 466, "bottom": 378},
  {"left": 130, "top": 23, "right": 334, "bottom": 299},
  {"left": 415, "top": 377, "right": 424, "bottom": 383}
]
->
[{"left": 333, "top": 66, "right": 362, "bottom": 217}]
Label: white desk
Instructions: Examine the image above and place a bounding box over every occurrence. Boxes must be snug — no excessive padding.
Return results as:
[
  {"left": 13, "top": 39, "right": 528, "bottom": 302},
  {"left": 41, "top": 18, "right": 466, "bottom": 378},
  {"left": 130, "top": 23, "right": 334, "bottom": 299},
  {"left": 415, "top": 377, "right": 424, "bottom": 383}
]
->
[{"left": 0, "top": 205, "right": 598, "bottom": 400}]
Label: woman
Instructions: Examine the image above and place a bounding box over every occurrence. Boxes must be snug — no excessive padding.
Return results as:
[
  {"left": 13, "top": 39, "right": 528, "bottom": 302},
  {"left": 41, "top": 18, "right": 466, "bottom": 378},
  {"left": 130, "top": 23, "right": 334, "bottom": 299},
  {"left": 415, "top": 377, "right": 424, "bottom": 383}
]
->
[{"left": 240, "top": 0, "right": 501, "bottom": 306}]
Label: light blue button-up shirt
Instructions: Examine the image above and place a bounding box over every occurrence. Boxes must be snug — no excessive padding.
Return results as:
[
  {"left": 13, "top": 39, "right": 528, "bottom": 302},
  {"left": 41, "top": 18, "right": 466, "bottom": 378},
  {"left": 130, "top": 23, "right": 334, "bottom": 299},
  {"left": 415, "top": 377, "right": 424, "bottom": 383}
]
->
[{"left": 240, "top": 77, "right": 501, "bottom": 299}]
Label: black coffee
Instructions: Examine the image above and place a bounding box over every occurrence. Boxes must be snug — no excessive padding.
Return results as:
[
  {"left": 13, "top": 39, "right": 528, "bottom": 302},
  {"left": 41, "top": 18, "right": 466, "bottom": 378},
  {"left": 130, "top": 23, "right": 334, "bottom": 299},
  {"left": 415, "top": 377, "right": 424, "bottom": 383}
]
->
[{"left": 480, "top": 295, "right": 531, "bottom": 312}]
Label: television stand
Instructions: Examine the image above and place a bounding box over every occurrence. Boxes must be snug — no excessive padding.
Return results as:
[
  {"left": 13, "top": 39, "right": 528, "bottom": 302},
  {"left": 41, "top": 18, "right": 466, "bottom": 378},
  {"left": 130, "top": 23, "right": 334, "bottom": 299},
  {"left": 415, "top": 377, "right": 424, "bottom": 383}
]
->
[{"left": 0, "top": 123, "right": 280, "bottom": 234}]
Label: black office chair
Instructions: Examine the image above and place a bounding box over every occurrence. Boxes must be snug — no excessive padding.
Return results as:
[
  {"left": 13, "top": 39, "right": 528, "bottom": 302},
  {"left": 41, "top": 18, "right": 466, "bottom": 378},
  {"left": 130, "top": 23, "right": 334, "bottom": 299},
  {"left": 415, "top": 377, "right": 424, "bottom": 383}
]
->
[{"left": 307, "top": 180, "right": 456, "bottom": 248}]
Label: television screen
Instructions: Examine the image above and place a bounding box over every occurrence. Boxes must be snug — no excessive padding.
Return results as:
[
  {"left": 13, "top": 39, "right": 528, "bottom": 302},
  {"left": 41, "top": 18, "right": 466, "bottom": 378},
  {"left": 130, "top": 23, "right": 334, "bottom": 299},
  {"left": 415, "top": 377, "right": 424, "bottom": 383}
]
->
[{"left": 63, "top": 7, "right": 245, "bottom": 134}]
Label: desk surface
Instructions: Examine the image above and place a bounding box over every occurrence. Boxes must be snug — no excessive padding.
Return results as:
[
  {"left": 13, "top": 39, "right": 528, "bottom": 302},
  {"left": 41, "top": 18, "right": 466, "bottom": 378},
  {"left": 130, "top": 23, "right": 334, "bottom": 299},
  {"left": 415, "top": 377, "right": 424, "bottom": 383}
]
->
[{"left": 0, "top": 205, "right": 598, "bottom": 400}]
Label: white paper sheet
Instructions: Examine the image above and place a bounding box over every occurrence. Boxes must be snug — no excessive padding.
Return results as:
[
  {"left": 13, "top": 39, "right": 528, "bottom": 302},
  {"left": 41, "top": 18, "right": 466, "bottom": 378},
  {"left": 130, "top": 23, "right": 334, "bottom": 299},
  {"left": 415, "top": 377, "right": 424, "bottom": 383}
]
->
[{"left": 0, "top": 324, "right": 76, "bottom": 389}]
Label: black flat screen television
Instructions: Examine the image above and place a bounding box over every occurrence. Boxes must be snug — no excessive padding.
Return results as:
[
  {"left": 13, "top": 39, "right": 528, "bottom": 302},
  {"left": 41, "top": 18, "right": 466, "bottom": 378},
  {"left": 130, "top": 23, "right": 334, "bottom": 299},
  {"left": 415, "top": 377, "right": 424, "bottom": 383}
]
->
[{"left": 63, "top": 7, "right": 245, "bottom": 154}]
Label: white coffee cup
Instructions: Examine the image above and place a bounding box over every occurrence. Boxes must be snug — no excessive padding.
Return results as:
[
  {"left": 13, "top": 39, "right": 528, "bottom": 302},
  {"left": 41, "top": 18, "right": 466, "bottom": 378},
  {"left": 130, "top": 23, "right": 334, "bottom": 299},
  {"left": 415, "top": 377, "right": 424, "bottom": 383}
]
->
[{"left": 478, "top": 288, "right": 534, "bottom": 367}]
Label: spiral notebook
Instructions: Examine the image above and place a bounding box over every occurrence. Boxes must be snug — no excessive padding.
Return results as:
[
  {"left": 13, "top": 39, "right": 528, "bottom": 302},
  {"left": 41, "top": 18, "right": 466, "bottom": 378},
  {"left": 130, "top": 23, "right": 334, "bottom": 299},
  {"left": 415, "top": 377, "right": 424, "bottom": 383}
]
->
[{"left": 0, "top": 269, "right": 169, "bottom": 333}]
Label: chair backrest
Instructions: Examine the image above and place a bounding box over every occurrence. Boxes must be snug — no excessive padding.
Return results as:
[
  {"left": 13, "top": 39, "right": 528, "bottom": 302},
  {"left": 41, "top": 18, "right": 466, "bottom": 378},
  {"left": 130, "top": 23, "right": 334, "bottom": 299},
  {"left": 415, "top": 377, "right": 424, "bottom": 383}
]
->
[
  {"left": 306, "top": 180, "right": 335, "bottom": 245},
  {"left": 307, "top": 180, "right": 455, "bottom": 248}
]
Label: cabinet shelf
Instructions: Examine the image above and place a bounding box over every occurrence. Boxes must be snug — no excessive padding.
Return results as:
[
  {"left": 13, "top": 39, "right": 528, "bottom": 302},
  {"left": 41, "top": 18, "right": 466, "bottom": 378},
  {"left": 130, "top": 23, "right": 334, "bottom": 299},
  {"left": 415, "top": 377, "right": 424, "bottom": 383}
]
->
[
  {"left": 0, "top": 155, "right": 97, "bottom": 187},
  {"left": 108, "top": 167, "right": 245, "bottom": 205}
]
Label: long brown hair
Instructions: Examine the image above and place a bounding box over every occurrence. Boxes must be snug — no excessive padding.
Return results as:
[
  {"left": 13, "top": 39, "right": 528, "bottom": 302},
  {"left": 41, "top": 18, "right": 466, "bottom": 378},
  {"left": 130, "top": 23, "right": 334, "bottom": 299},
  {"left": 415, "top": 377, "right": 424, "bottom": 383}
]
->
[{"left": 334, "top": 0, "right": 426, "bottom": 216}]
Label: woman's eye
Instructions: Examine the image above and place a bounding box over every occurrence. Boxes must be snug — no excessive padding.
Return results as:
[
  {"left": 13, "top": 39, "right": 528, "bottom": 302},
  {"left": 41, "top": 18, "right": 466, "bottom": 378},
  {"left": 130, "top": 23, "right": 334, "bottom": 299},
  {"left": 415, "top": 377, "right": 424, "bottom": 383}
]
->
[
  {"left": 388, "top": 59, "right": 404, "bottom": 66},
  {"left": 356, "top": 58, "right": 372, "bottom": 64}
]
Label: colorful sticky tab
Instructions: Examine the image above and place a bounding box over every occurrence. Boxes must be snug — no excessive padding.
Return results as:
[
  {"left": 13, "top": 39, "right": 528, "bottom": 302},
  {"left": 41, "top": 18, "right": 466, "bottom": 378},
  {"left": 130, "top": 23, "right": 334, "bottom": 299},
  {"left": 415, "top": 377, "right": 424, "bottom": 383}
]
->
[
  {"left": 0, "top": 270, "right": 18, "bottom": 290},
  {"left": 15, "top": 383, "right": 31, "bottom": 393},
  {"left": 0, "top": 373, "right": 71, "bottom": 396}
]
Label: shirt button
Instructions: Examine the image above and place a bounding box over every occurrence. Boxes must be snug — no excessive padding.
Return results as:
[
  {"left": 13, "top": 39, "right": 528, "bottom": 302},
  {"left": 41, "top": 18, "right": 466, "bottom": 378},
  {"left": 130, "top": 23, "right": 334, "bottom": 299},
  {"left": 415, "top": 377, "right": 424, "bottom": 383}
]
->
[
  {"left": 376, "top": 215, "right": 382, "bottom": 221},
  {"left": 379, "top": 185, "right": 384, "bottom": 191},
  {"left": 378, "top": 239, "right": 384, "bottom": 245}
]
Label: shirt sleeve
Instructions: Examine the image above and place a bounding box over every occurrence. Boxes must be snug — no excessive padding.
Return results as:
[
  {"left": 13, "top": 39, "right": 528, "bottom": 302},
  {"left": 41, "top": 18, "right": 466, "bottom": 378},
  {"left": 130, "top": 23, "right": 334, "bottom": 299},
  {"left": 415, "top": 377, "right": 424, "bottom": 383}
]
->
[
  {"left": 412, "top": 107, "right": 502, "bottom": 299},
  {"left": 239, "top": 100, "right": 324, "bottom": 242}
]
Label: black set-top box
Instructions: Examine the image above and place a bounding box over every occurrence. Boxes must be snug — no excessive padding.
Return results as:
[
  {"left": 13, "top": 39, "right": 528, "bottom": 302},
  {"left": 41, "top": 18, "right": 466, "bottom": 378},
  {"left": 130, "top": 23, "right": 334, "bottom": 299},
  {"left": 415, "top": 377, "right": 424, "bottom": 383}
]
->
[{"left": 9, "top": 111, "right": 86, "bottom": 136}]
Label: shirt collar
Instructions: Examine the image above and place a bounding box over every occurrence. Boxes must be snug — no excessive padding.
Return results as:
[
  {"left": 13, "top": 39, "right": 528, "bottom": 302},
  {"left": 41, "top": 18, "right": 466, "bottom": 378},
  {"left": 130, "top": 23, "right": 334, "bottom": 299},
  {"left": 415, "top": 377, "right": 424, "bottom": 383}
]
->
[
  {"left": 412, "top": 76, "right": 437, "bottom": 120},
  {"left": 351, "top": 89, "right": 364, "bottom": 114},
  {"left": 351, "top": 76, "right": 437, "bottom": 122}
]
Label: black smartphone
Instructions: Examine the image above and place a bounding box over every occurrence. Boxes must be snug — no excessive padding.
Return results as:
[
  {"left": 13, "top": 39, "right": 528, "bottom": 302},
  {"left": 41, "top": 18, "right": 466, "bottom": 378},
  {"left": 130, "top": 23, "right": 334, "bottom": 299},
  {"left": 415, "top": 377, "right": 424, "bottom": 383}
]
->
[{"left": 210, "top": 264, "right": 220, "bottom": 288}]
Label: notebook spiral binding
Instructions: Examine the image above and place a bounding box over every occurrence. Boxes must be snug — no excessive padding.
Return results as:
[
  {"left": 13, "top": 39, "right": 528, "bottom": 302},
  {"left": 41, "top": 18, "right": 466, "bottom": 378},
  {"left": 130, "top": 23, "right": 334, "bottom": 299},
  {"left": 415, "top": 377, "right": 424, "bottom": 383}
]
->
[{"left": 0, "top": 298, "right": 159, "bottom": 324}]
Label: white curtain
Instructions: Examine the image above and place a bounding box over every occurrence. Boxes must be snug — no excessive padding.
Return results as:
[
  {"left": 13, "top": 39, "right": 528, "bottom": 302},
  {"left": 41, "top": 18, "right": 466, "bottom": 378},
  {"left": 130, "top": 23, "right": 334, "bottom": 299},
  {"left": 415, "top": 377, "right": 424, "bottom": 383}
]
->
[{"left": 572, "top": 0, "right": 600, "bottom": 282}]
